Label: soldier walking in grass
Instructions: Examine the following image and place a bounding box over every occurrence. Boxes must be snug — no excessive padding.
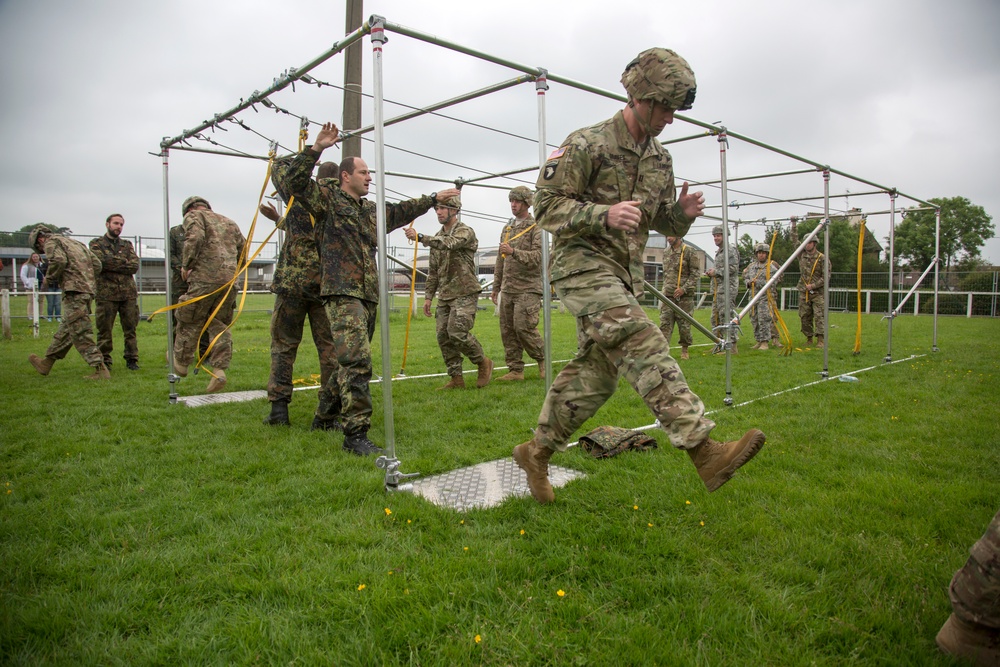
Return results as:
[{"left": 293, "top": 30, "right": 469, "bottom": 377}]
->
[
  {"left": 89, "top": 213, "right": 141, "bottom": 371},
  {"left": 706, "top": 224, "right": 739, "bottom": 353},
  {"left": 172, "top": 196, "right": 245, "bottom": 394},
  {"left": 511, "top": 48, "right": 766, "bottom": 504},
  {"left": 406, "top": 194, "right": 494, "bottom": 391},
  {"left": 490, "top": 186, "right": 545, "bottom": 381},
  {"left": 27, "top": 226, "right": 109, "bottom": 380},
  {"left": 658, "top": 235, "right": 701, "bottom": 360},
  {"left": 797, "top": 237, "right": 829, "bottom": 347},
  {"left": 742, "top": 243, "right": 778, "bottom": 350}
]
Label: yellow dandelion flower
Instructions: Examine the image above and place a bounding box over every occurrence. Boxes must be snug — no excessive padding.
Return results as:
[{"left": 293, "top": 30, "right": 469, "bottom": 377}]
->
[
  {"left": 699, "top": 521, "right": 705, "bottom": 526},
  {"left": 557, "top": 589, "right": 566, "bottom": 597},
  {"left": 357, "top": 584, "right": 366, "bottom": 591},
  {"left": 404, "top": 588, "right": 409, "bottom": 595},
  {"left": 460, "top": 520, "right": 465, "bottom": 525},
  {"left": 520, "top": 529, "right": 525, "bottom": 535},
  {"left": 685, "top": 500, "right": 691, "bottom": 505},
  {"left": 475, "top": 635, "right": 482, "bottom": 644},
  {"left": 464, "top": 546, "right": 469, "bottom": 551},
  {"left": 633, "top": 505, "right": 638, "bottom": 510},
  {"left": 384, "top": 508, "right": 392, "bottom": 515},
  {"left": 407, "top": 519, "right": 412, "bottom": 524},
  {"left": 648, "top": 523, "right": 653, "bottom": 527}
]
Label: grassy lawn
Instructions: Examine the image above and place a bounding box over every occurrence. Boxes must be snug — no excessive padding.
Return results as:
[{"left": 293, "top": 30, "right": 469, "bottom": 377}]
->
[{"left": 1, "top": 298, "right": 997, "bottom": 665}]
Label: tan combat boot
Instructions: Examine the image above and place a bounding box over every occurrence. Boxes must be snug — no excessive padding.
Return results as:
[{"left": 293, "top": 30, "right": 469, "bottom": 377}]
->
[
  {"left": 512, "top": 438, "right": 555, "bottom": 504},
  {"left": 476, "top": 357, "right": 493, "bottom": 388},
  {"left": 206, "top": 369, "right": 227, "bottom": 393},
  {"left": 438, "top": 375, "right": 466, "bottom": 390},
  {"left": 750, "top": 342, "right": 761, "bottom": 350},
  {"left": 84, "top": 364, "right": 111, "bottom": 380},
  {"left": 173, "top": 357, "right": 188, "bottom": 377},
  {"left": 816, "top": 335, "right": 825, "bottom": 349},
  {"left": 771, "top": 338, "right": 783, "bottom": 348},
  {"left": 497, "top": 370, "right": 525, "bottom": 382},
  {"left": 806, "top": 337, "right": 813, "bottom": 346},
  {"left": 680, "top": 347, "right": 689, "bottom": 360},
  {"left": 758, "top": 341, "right": 769, "bottom": 351},
  {"left": 686, "top": 429, "right": 766, "bottom": 492},
  {"left": 28, "top": 354, "right": 55, "bottom": 376},
  {"left": 936, "top": 613, "right": 1000, "bottom": 665}
]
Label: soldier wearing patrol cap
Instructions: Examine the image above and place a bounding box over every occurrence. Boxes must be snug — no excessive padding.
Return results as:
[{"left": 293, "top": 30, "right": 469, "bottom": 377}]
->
[
  {"left": 491, "top": 186, "right": 545, "bottom": 381},
  {"left": 512, "top": 47, "right": 766, "bottom": 505},
  {"left": 742, "top": 242, "right": 780, "bottom": 350},
  {"left": 705, "top": 224, "right": 740, "bottom": 352}
]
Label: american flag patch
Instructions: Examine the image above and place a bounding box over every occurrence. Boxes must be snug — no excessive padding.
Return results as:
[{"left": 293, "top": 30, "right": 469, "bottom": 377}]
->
[{"left": 547, "top": 146, "right": 567, "bottom": 160}]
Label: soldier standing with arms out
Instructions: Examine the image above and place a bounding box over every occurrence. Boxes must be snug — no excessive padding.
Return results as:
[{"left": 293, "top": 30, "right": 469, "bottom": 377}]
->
[
  {"left": 89, "top": 214, "right": 140, "bottom": 371},
  {"left": 743, "top": 243, "right": 777, "bottom": 350},
  {"left": 659, "top": 235, "right": 701, "bottom": 360},
  {"left": 797, "top": 237, "right": 829, "bottom": 347},
  {"left": 406, "top": 195, "right": 494, "bottom": 390},
  {"left": 511, "top": 48, "right": 766, "bottom": 504},
  {"left": 705, "top": 224, "right": 739, "bottom": 353},
  {"left": 259, "top": 161, "right": 342, "bottom": 430},
  {"left": 273, "top": 122, "right": 460, "bottom": 455},
  {"left": 172, "top": 197, "right": 245, "bottom": 394},
  {"left": 27, "top": 226, "right": 109, "bottom": 380},
  {"left": 490, "top": 186, "right": 545, "bottom": 381}
]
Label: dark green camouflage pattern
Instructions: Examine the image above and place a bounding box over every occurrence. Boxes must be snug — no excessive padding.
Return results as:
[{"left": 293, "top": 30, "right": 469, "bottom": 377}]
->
[
  {"left": 324, "top": 296, "right": 378, "bottom": 435},
  {"left": 89, "top": 233, "right": 139, "bottom": 301},
  {"left": 270, "top": 203, "right": 322, "bottom": 301},
  {"left": 267, "top": 293, "right": 338, "bottom": 409},
  {"left": 95, "top": 299, "right": 139, "bottom": 365}
]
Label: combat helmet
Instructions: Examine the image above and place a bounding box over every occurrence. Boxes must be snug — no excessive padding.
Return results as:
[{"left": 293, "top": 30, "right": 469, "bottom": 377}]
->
[
  {"left": 508, "top": 186, "right": 533, "bottom": 204},
  {"left": 712, "top": 225, "right": 724, "bottom": 235},
  {"left": 437, "top": 194, "right": 461, "bottom": 211},
  {"left": 27, "top": 225, "right": 51, "bottom": 252},
  {"left": 754, "top": 243, "right": 769, "bottom": 254},
  {"left": 621, "top": 48, "right": 696, "bottom": 111},
  {"left": 182, "top": 196, "right": 211, "bottom": 215}
]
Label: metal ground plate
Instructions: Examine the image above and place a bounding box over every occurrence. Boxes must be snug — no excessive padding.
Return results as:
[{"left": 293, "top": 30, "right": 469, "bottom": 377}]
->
[
  {"left": 177, "top": 390, "right": 267, "bottom": 407},
  {"left": 407, "top": 458, "right": 585, "bottom": 511}
]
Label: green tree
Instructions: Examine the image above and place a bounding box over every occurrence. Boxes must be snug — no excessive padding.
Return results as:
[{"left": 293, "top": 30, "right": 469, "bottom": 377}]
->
[
  {"left": 739, "top": 218, "right": 884, "bottom": 273},
  {"left": 893, "top": 196, "right": 994, "bottom": 271},
  {"left": 0, "top": 223, "right": 71, "bottom": 248}
]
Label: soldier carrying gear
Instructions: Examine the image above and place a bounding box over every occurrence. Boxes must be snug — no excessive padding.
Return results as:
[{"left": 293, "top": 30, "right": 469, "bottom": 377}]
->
[
  {"left": 508, "top": 186, "right": 533, "bottom": 204},
  {"left": 182, "top": 196, "right": 212, "bottom": 216}
]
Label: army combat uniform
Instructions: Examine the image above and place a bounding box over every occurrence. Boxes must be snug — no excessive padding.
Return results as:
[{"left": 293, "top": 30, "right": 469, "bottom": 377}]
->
[
  {"left": 659, "top": 241, "right": 702, "bottom": 352},
  {"left": 89, "top": 232, "right": 140, "bottom": 368},
  {"left": 424, "top": 220, "right": 488, "bottom": 380},
  {"left": 797, "top": 245, "right": 829, "bottom": 344},
  {"left": 742, "top": 257, "right": 778, "bottom": 345},
  {"left": 493, "top": 214, "right": 544, "bottom": 374},
  {"left": 711, "top": 241, "right": 739, "bottom": 330},
  {"left": 272, "top": 150, "right": 436, "bottom": 438}
]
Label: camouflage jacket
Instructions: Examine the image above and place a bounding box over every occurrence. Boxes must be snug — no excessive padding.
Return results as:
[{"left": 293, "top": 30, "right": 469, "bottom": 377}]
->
[
  {"left": 270, "top": 201, "right": 322, "bottom": 300},
  {"left": 182, "top": 209, "right": 246, "bottom": 287},
  {"left": 661, "top": 242, "right": 701, "bottom": 298},
  {"left": 272, "top": 150, "right": 435, "bottom": 302},
  {"left": 534, "top": 110, "right": 693, "bottom": 315},
  {"left": 168, "top": 224, "right": 185, "bottom": 285},
  {"left": 493, "top": 215, "right": 542, "bottom": 295},
  {"left": 743, "top": 258, "right": 780, "bottom": 295},
  {"left": 712, "top": 243, "right": 740, "bottom": 294},
  {"left": 89, "top": 233, "right": 138, "bottom": 301},
  {"left": 424, "top": 220, "right": 480, "bottom": 302},
  {"left": 797, "top": 249, "right": 828, "bottom": 293},
  {"left": 42, "top": 234, "right": 102, "bottom": 295}
]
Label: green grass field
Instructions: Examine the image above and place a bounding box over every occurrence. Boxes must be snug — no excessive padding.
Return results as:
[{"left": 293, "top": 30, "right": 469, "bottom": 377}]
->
[{"left": 1, "top": 298, "right": 997, "bottom": 665}]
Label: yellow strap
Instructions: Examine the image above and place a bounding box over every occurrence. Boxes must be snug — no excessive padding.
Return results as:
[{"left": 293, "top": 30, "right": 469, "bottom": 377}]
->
[
  {"left": 676, "top": 245, "right": 684, "bottom": 289},
  {"left": 501, "top": 222, "right": 536, "bottom": 257},
  {"left": 399, "top": 221, "right": 420, "bottom": 375}
]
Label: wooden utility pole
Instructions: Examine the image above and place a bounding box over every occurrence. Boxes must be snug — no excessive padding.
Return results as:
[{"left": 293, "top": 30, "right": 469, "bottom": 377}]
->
[{"left": 342, "top": 0, "right": 364, "bottom": 161}]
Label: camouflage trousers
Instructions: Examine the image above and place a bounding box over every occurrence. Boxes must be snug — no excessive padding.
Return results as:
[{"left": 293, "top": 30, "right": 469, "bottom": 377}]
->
[
  {"left": 535, "top": 294, "right": 715, "bottom": 452},
  {"left": 323, "top": 295, "right": 377, "bottom": 436},
  {"left": 95, "top": 298, "right": 139, "bottom": 365},
  {"left": 267, "top": 293, "right": 339, "bottom": 416},
  {"left": 798, "top": 290, "right": 826, "bottom": 338},
  {"left": 174, "top": 282, "right": 235, "bottom": 370},
  {"left": 747, "top": 294, "right": 773, "bottom": 343},
  {"left": 659, "top": 296, "right": 694, "bottom": 348},
  {"left": 711, "top": 283, "right": 738, "bottom": 342},
  {"left": 44, "top": 291, "right": 103, "bottom": 367},
  {"left": 435, "top": 294, "right": 485, "bottom": 377},
  {"left": 948, "top": 508, "right": 1000, "bottom": 629},
  {"left": 498, "top": 291, "right": 544, "bottom": 372}
]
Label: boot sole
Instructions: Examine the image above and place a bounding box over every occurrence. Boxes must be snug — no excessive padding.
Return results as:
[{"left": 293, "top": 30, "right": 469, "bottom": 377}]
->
[{"left": 706, "top": 429, "right": 766, "bottom": 492}]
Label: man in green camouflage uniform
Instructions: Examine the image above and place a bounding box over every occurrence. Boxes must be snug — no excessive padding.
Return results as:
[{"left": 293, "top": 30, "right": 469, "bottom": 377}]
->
[
  {"left": 172, "top": 196, "right": 245, "bottom": 394},
  {"left": 169, "top": 222, "right": 208, "bottom": 360},
  {"left": 511, "top": 48, "right": 766, "bottom": 505},
  {"left": 742, "top": 243, "right": 777, "bottom": 350},
  {"left": 797, "top": 237, "right": 829, "bottom": 347},
  {"left": 706, "top": 224, "right": 739, "bottom": 352},
  {"left": 27, "top": 226, "right": 110, "bottom": 380},
  {"left": 936, "top": 508, "right": 1000, "bottom": 663},
  {"left": 259, "top": 165, "right": 342, "bottom": 430},
  {"left": 89, "top": 213, "right": 140, "bottom": 371},
  {"left": 272, "top": 122, "right": 460, "bottom": 456},
  {"left": 406, "top": 195, "right": 494, "bottom": 390},
  {"left": 659, "top": 235, "right": 701, "bottom": 360},
  {"left": 490, "top": 186, "right": 544, "bottom": 381}
]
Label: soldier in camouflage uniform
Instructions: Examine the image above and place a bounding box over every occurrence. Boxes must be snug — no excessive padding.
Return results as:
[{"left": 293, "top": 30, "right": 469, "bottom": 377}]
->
[
  {"left": 706, "top": 224, "right": 740, "bottom": 353},
  {"left": 89, "top": 213, "right": 140, "bottom": 371},
  {"left": 659, "top": 235, "right": 701, "bottom": 360},
  {"left": 169, "top": 223, "right": 208, "bottom": 360},
  {"left": 258, "top": 166, "right": 342, "bottom": 430},
  {"left": 27, "top": 226, "right": 110, "bottom": 380},
  {"left": 172, "top": 196, "right": 246, "bottom": 394},
  {"left": 272, "top": 122, "right": 460, "bottom": 456},
  {"left": 742, "top": 243, "right": 779, "bottom": 350},
  {"left": 406, "top": 195, "right": 494, "bottom": 390},
  {"left": 490, "top": 186, "right": 545, "bottom": 381},
  {"left": 936, "top": 508, "right": 1000, "bottom": 663},
  {"left": 797, "top": 237, "right": 829, "bottom": 347},
  {"left": 511, "top": 48, "right": 766, "bottom": 505}
]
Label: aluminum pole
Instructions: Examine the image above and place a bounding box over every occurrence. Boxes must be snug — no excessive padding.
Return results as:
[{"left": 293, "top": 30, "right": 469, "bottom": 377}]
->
[
  {"left": 892, "top": 258, "right": 938, "bottom": 317},
  {"left": 162, "top": 147, "right": 178, "bottom": 402},
  {"left": 932, "top": 207, "right": 941, "bottom": 352},
  {"left": 644, "top": 281, "right": 722, "bottom": 344},
  {"left": 386, "top": 253, "right": 428, "bottom": 279},
  {"left": 885, "top": 191, "right": 897, "bottom": 363},
  {"left": 717, "top": 128, "right": 734, "bottom": 406},
  {"left": 735, "top": 223, "right": 826, "bottom": 322},
  {"left": 537, "top": 69, "right": 553, "bottom": 389},
  {"left": 821, "top": 168, "right": 830, "bottom": 377}
]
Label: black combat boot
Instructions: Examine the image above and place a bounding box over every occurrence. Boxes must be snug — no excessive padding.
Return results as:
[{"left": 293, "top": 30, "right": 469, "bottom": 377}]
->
[
  {"left": 263, "top": 399, "right": 291, "bottom": 426},
  {"left": 126, "top": 360, "right": 140, "bottom": 371},
  {"left": 311, "top": 415, "right": 343, "bottom": 431},
  {"left": 343, "top": 431, "right": 384, "bottom": 456}
]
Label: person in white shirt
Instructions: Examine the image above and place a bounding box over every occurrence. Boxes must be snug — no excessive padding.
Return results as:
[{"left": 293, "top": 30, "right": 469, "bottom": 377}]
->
[{"left": 19, "top": 253, "right": 44, "bottom": 320}]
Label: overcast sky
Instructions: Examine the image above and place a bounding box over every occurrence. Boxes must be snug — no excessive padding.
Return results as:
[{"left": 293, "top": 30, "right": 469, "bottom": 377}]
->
[{"left": 1, "top": 0, "right": 998, "bottom": 266}]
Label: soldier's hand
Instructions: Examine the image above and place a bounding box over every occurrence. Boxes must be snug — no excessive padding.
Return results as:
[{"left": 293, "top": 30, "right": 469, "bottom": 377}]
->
[
  {"left": 673, "top": 287, "right": 684, "bottom": 299},
  {"left": 404, "top": 227, "right": 418, "bottom": 242},
  {"left": 498, "top": 242, "right": 513, "bottom": 255},
  {"left": 606, "top": 200, "right": 641, "bottom": 232},
  {"left": 313, "top": 123, "right": 340, "bottom": 151},
  {"left": 423, "top": 300, "right": 432, "bottom": 317},
  {"left": 259, "top": 202, "right": 280, "bottom": 223},
  {"left": 706, "top": 268, "right": 716, "bottom": 277},
  {"left": 490, "top": 291, "right": 499, "bottom": 305},
  {"left": 181, "top": 268, "right": 191, "bottom": 281},
  {"left": 677, "top": 182, "right": 705, "bottom": 220},
  {"left": 435, "top": 188, "right": 461, "bottom": 204}
]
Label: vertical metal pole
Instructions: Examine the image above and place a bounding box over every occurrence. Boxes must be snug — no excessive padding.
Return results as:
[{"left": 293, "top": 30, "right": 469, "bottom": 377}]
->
[
  {"left": 162, "top": 147, "right": 178, "bottom": 402},
  {"left": 136, "top": 235, "right": 144, "bottom": 318},
  {"left": 536, "top": 69, "right": 553, "bottom": 389},
  {"left": 885, "top": 191, "right": 897, "bottom": 363},
  {"left": 31, "top": 273, "right": 39, "bottom": 338},
  {"left": 932, "top": 207, "right": 941, "bottom": 351},
  {"left": 821, "top": 168, "right": 830, "bottom": 378},
  {"left": 718, "top": 128, "right": 734, "bottom": 406}
]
